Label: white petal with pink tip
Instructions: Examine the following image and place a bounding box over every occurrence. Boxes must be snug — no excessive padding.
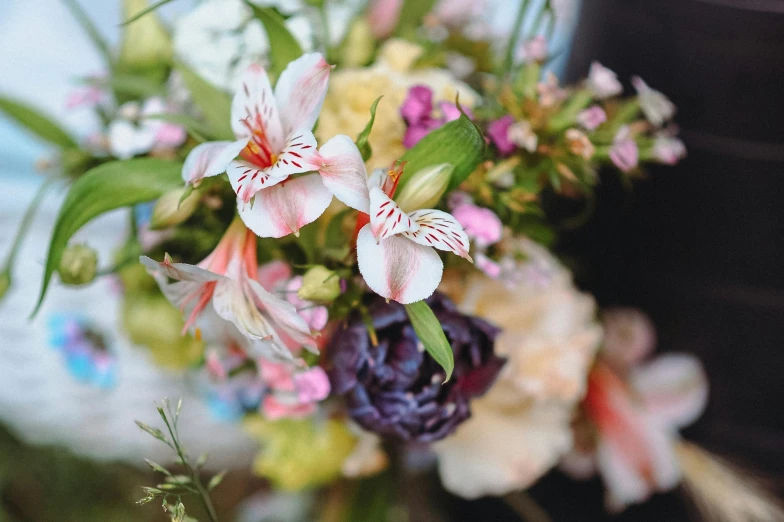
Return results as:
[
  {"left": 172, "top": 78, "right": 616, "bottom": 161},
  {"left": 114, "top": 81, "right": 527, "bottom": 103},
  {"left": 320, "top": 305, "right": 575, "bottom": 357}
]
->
[
  {"left": 182, "top": 139, "right": 249, "bottom": 185},
  {"left": 231, "top": 63, "right": 285, "bottom": 152},
  {"left": 274, "top": 53, "right": 332, "bottom": 134},
  {"left": 314, "top": 134, "right": 370, "bottom": 212},
  {"left": 404, "top": 209, "right": 472, "bottom": 261},
  {"left": 369, "top": 186, "right": 416, "bottom": 240}
]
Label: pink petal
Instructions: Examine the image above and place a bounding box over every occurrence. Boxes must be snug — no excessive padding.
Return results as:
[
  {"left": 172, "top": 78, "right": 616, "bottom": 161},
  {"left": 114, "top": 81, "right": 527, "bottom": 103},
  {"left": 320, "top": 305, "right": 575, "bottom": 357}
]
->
[
  {"left": 487, "top": 115, "right": 516, "bottom": 156},
  {"left": 403, "top": 209, "right": 472, "bottom": 261},
  {"left": 313, "top": 134, "right": 370, "bottom": 212},
  {"left": 400, "top": 85, "right": 434, "bottom": 125},
  {"left": 212, "top": 278, "right": 278, "bottom": 343},
  {"left": 139, "top": 255, "right": 224, "bottom": 283},
  {"left": 247, "top": 278, "right": 318, "bottom": 352},
  {"left": 182, "top": 139, "right": 249, "bottom": 185},
  {"left": 294, "top": 367, "right": 331, "bottom": 403},
  {"left": 263, "top": 396, "right": 316, "bottom": 420},
  {"left": 369, "top": 186, "right": 416, "bottom": 240},
  {"left": 274, "top": 53, "right": 331, "bottom": 135},
  {"left": 238, "top": 173, "right": 333, "bottom": 238},
  {"left": 356, "top": 224, "right": 444, "bottom": 304},
  {"left": 631, "top": 354, "right": 708, "bottom": 429},
  {"left": 231, "top": 63, "right": 285, "bottom": 152},
  {"left": 451, "top": 203, "right": 503, "bottom": 248},
  {"left": 257, "top": 260, "right": 293, "bottom": 291}
]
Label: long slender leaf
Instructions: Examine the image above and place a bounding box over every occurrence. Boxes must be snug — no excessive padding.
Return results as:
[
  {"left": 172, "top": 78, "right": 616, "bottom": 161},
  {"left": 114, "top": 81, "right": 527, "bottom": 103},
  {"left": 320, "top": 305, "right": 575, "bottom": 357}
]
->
[
  {"left": 398, "top": 110, "right": 485, "bottom": 192},
  {"left": 405, "top": 301, "right": 454, "bottom": 381},
  {"left": 62, "top": 0, "right": 113, "bottom": 68},
  {"left": 355, "top": 96, "right": 382, "bottom": 162},
  {"left": 0, "top": 96, "right": 79, "bottom": 148},
  {"left": 33, "top": 159, "right": 183, "bottom": 316},
  {"left": 244, "top": 2, "right": 303, "bottom": 78},
  {"left": 121, "top": 0, "right": 178, "bottom": 25},
  {"left": 174, "top": 61, "right": 234, "bottom": 140}
]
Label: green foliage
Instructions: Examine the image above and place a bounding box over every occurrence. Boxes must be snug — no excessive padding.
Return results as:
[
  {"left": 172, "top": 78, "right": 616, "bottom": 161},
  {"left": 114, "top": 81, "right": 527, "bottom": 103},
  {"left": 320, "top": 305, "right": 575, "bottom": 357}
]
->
[
  {"left": 355, "top": 96, "right": 383, "bottom": 162},
  {"left": 398, "top": 110, "right": 486, "bottom": 193},
  {"left": 244, "top": 2, "right": 304, "bottom": 79},
  {"left": 33, "top": 158, "right": 184, "bottom": 316},
  {"left": 0, "top": 95, "right": 78, "bottom": 148},
  {"left": 395, "top": 0, "right": 438, "bottom": 37},
  {"left": 121, "top": 0, "right": 179, "bottom": 25},
  {"left": 175, "top": 62, "right": 234, "bottom": 140},
  {"left": 404, "top": 301, "right": 454, "bottom": 381}
]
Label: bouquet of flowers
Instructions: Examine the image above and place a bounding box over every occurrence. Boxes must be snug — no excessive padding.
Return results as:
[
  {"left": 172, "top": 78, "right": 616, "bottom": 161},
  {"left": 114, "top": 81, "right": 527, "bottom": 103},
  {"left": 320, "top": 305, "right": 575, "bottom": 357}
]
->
[{"left": 1, "top": 0, "right": 780, "bottom": 520}]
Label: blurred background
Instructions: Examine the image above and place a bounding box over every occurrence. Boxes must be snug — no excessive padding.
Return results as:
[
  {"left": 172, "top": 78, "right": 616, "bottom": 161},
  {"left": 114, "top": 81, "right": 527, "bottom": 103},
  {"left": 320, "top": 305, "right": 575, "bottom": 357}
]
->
[{"left": 1, "top": 0, "right": 782, "bottom": 520}]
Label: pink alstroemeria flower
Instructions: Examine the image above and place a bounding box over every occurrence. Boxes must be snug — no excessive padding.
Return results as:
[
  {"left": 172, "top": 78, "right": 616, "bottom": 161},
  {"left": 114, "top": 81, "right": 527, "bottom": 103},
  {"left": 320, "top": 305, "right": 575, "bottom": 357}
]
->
[
  {"left": 311, "top": 136, "right": 473, "bottom": 303},
  {"left": 181, "top": 54, "right": 338, "bottom": 238},
  {"left": 140, "top": 220, "right": 317, "bottom": 362}
]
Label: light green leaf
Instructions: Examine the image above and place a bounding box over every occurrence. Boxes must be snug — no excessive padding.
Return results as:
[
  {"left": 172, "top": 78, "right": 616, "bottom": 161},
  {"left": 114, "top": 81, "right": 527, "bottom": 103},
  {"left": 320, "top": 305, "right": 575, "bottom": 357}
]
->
[
  {"left": 33, "top": 159, "right": 183, "bottom": 316},
  {"left": 398, "top": 110, "right": 485, "bottom": 193},
  {"left": 207, "top": 470, "right": 227, "bottom": 491},
  {"left": 355, "top": 96, "right": 382, "bottom": 162},
  {"left": 395, "top": 0, "right": 438, "bottom": 37},
  {"left": 0, "top": 96, "right": 78, "bottom": 148},
  {"left": 93, "top": 73, "right": 166, "bottom": 99},
  {"left": 244, "top": 2, "right": 304, "bottom": 79},
  {"left": 404, "top": 301, "right": 454, "bottom": 382},
  {"left": 174, "top": 61, "right": 234, "bottom": 140}
]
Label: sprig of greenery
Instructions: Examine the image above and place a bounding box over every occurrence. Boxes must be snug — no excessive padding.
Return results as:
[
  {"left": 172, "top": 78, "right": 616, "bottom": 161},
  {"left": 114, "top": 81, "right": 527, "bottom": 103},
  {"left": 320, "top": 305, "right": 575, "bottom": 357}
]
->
[{"left": 135, "top": 399, "right": 226, "bottom": 522}]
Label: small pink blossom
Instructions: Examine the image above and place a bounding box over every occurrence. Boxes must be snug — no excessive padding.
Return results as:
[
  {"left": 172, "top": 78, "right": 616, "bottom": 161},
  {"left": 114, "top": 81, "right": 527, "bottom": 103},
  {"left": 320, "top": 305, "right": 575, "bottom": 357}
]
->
[
  {"left": 609, "top": 126, "right": 639, "bottom": 173},
  {"left": 401, "top": 85, "right": 466, "bottom": 148},
  {"left": 66, "top": 85, "right": 105, "bottom": 110},
  {"left": 367, "top": 0, "right": 403, "bottom": 38},
  {"left": 653, "top": 135, "right": 686, "bottom": 165},
  {"left": 258, "top": 360, "right": 331, "bottom": 420},
  {"left": 452, "top": 203, "right": 503, "bottom": 248},
  {"left": 519, "top": 35, "right": 548, "bottom": 63},
  {"left": 538, "top": 72, "right": 568, "bottom": 107},
  {"left": 577, "top": 106, "right": 607, "bottom": 131},
  {"left": 487, "top": 115, "right": 516, "bottom": 156},
  {"left": 293, "top": 367, "right": 331, "bottom": 403},
  {"left": 601, "top": 308, "right": 656, "bottom": 372},
  {"left": 587, "top": 61, "right": 623, "bottom": 99},
  {"left": 475, "top": 252, "right": 502, "bottom": 278}
]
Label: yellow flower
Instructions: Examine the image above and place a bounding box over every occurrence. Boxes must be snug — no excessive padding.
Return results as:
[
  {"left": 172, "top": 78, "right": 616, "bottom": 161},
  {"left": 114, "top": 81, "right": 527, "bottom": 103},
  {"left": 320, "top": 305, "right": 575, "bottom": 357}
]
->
[{"left": 317, "top": 39, "right": 478, "bottom": 170}]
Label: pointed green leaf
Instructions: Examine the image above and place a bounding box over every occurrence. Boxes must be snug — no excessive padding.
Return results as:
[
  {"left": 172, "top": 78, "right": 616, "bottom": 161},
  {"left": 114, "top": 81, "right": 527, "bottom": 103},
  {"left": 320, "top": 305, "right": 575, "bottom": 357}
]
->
[
  {"left": 244, "top": 2, "right": 303, "bottom": 78},
  {"left": 398, "top": 110, "right": 485, "bottom": 193},
  {"left": 404, "top": 301, "right": 454, "bottom": 382},
  {"left": 355, "top": 96, "right": 382, "bottom": 162},
  {"left": 174, "top": 61, "right": 234, "bottom": 140},
  {"left": 207, "top": 470, "right": 227, "bottom": 491},
  {"left": 0, "top": 96, "right": 78, "bottom": 148},
  {"left": 62, "top": 0, "right": 113, "bottom": 68},
  {"left": 33, "top": 159, "right": 183, "bottom": 316}
]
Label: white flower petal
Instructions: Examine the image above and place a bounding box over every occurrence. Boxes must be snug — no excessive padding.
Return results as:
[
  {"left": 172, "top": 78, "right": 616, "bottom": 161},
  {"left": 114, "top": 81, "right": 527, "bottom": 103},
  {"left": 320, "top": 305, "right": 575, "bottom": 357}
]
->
[
  {"left": 231, "top": 63, "right": 285, "bottom": 152},
  {"left": 356, "top": 224, "right": 443, "bottom": 304},
  {"left": 109, "top": 120, "right": 156, "bottom": 159},
  {"left": 140, "top": 255, "right": 224, "bottom": 283},
  {"left": 369, "top": 186, "right": 416, "bottom": 240},
  {"left": 238, "top": 173, "right": 333, "bottom": 238},
  {"left": 403, "top": 209, "right": 472, "bottom": 261},
  {"left": 274, "top": 52, "right": 331, "bottom": 134},
  {"left": 315, "top": 134, "right": 370, "bottom": 212},
  {"left": 632, "top": 354, "right": 708, "bottom": 429},
  {"left": 212, "top": 279, "right": 276, "bottom": 342},
  {"left": 182, "top": 139, "right": 249, "bottom": 185},
  {"left": 246, "top": 278, "right": 317, "bottom": 352}
]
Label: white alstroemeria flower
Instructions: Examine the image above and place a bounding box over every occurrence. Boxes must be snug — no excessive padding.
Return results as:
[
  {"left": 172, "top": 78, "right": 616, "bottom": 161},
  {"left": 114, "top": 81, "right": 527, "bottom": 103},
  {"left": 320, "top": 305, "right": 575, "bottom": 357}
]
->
[
  {"left": 108, "top": 98, "right": 186, "bottom": 159},
  {"left": 586, "top": 61, "right": 623, "bottom": 99},
  {"left": 182, "top": 53, "right": 339, "bottom": 238},
  {"left": 140, "top": 220, "right": 316, "bottom": 362},
  {"left": 632, "top": 76, "right": 676, "bottom": 127},
  {"left": 312, "top": 136, "right": 472, "bottom": 303}
]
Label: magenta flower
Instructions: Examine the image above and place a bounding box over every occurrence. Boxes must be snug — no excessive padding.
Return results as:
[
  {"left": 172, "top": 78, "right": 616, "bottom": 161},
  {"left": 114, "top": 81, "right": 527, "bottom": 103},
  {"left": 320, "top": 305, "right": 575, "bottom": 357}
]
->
[
  {"left": 451, "top": 202, "right": 503, "bottom": 248},
  {"left": 577, "top": 106, "right": 607, "bottom": 131},
  {"left": 401, "top": 85, "right": 465, "bottom": 148},
  {"left": 487, "top": 115, "right": 516, "bottom": 156}
]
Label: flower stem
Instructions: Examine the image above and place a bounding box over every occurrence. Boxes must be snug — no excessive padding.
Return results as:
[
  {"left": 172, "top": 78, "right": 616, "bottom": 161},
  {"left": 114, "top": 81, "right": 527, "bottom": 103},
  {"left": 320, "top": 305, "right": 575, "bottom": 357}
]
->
[
  {"left": 1, "top": 181, "right": 51, "bottom": 274},
  {"left": 503, "top": 0, "right": 532, "bottom": 74},
  {"left": 503, "top": 492, "right": 553, "bottom": 522}
]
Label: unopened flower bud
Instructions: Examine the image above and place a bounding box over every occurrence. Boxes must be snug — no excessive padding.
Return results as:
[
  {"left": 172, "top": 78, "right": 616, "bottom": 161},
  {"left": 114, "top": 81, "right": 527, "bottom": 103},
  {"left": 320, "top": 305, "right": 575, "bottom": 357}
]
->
[
  {"left": 297, "top": 266, "right": 341, "bottom": 303},
  {"left": 150, "top": 187, "right": 199, "bottom": 229},
  {"left": 396, "top": 163, "right": 454, "bottom": 212},
  {"left": 58, "top": 244, "right": 98, "bottom": 285}
]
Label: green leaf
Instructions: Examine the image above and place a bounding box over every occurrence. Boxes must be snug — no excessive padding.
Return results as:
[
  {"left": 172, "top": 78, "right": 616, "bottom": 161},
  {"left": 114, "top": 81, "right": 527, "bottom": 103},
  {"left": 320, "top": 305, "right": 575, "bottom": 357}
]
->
[
  {"left": 121, "top": 0, "right": 178, "bottom": 25},
  {"left": 207, "top": 470, "right": 227, "bottom": 491},
  {"left": 32, "top": 159, "right": 183, "bottom": 316},
  {"left": 404, "top": 301, "right": 454, "bottom": 382},
  {"left": 0, "top": 96, "right": 78, "bottom": 148},
  {"left": 92, "top": 73, "right": 165, "bottom": 99},
  {"left": 174, "top": 61, "right": 234, "bottom": 140},
  {"left": 355, "top": 96, "right": 382, "bottom": 162},
  {"left": 395, "top": 0, "right": 438, "bottom": 37},
  {"left": 244, "top": 2, "right": 303, "bottom": 78},
  {"left": 62, "top": 0, "right": 113, "bottom": 68},
  {"left": 398, "top": 110, "right": 485, "bottom": 193}
]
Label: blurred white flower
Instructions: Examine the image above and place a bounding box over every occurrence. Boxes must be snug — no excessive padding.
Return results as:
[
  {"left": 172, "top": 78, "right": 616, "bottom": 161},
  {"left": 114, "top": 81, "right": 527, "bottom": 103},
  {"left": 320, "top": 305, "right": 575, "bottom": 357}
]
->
[
  {"left": 632, "top": 76, "right": 676, "bottom": 127},
  {"left": 587, "top": 61, "right": 623, "bottom": 99}
]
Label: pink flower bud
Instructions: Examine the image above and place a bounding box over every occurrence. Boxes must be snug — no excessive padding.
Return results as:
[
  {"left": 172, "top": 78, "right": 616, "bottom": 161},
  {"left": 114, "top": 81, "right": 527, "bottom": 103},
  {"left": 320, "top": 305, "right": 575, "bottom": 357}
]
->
[{"left": 577, "top": 106, "right": 607, "bottom": 131}]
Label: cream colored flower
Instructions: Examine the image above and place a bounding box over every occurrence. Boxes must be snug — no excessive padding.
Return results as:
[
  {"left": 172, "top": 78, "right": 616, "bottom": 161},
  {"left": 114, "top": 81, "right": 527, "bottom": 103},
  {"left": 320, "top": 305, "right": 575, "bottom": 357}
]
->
[
  {"left": 435, "top": 238, "right": 602, "bottom": 499},
  {"left": 316, "top": 39, "right": 478, "bottom": 170}
]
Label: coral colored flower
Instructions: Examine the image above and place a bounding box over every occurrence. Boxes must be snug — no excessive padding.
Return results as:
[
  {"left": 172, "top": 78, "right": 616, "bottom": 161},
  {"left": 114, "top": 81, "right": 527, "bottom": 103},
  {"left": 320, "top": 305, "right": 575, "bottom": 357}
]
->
[
  {"left": 577, "top": 105, "right": 607, "bottom": 131},
  {"left": 632, "top": 76, "right": 676, "bottom": 127},
  {"left": 587, "top": 61, "right": 623, "bottom": 99},
  {"left": 181, "top": 54, "right": 341, "bottom": 238},
  {"left": 312, "top": 137, "right": 473, "bottom": 303},
  {"left": 609, "top": 126, "right": 639, "bottom": 173},
  {"left": 141, "top": 220, "right": 316, "bottom": 362}
]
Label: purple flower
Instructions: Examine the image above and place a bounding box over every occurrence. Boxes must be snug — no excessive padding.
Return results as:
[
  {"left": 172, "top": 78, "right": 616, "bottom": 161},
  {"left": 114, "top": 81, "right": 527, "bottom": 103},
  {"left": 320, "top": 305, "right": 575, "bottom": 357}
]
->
[
  {"left": 328, "top": 293, "right": 505, "bottom": 442},
  {"left": 401, "top": 85, "right": 466, "bottom": 148},
  {"left": 609, "top": 127, "right": 639, "bottom": 173},
  {"left": 487, "top": 115, "right": 516, "bottom": 156},
  {"left": 577, "top": 106, "right": 607, "bottom": 131}
]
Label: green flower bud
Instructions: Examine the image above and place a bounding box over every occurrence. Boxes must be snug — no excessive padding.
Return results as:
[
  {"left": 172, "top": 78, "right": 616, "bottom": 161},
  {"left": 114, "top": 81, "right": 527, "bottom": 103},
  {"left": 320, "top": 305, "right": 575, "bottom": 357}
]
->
[
  {"left": 396, "top": 163, "right": 454, "bottom": 212},
  {"left": 297, "top": 266, "right": 341, "bottom": 303},
  {"left": 118, "top": 0, "right": 172, "bottom": 71},
  {"left": 340, "top": 18, "right": 375, "bottom": 68},
  {"left": 150, "top": 187, "right": 200, "bottom": 230},
  {"left": 58, "top": 244, "right": 98, "bottom": 286},
  {"left": 246, "top": 417, "right": 356, "bottom": 491}
]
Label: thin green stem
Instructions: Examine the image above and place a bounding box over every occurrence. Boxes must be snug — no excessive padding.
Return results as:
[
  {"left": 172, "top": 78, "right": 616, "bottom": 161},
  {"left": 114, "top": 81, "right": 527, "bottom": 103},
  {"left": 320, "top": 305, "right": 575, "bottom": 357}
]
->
[
  {"left": 319, "top": 0, "right": 333, "bottom": 63},
  {"left": 2, "top": 181, "right": 50, "bottom": 273},
  {"left": 61, "top": 0, "right": 114, "bottom": 69},
  {"left": 503, "top": 0, "right": 531, "bottom": 74}
]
